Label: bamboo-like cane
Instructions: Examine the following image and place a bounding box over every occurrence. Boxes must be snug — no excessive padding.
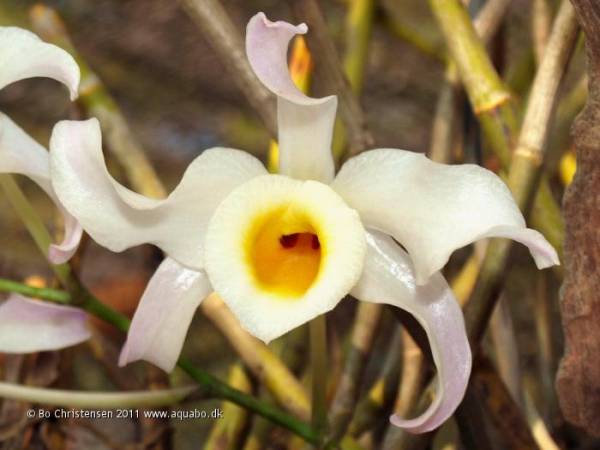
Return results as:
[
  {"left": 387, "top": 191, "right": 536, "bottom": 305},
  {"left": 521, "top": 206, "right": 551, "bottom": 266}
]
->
[
  {"left": 534, "top": 271, "right": 559, "bottom": 421},
  {"left": 435, "top": 3, "right": 578, "bottom": 443},
  {"left": 429, "top": 0, "right": 567, "bottom": 265},
  {"left": 348, "top": 328, "right": 402, "bottom": 437},
  {"left": 489, "top": 295, "right": 523, "bottom": 406},
  {"left": 429, "top": 0, "right": 512, "bottom": 164},
  {"left": 532, "top": 0, "right": 553, "bottom": 66},
  {"left": 428, "top": 0, "right": 579, "bottom": 345},
  {"left": 327, "top": 302, "right": 382, "bottom": 442}
]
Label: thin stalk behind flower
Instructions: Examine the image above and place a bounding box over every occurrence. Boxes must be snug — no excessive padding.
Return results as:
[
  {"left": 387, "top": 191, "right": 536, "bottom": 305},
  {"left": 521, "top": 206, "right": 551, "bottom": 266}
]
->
[
  {"left": 489, "top": 295, "right": 523, "bottom": 406},
  {"left": 327, "top": 302, "right": 382, "bottom": 442},
  {"left": 310, "top": 314, "right": 328, "bottom": 444},
  {"left": 348, "top": 327, "right": 402, "bottom": 438},
  {"left": 331, "top": 0, "right": 375, "bottom": 160},
  {"left": 0, "top": 175, "right": 72, "bottom": 288},
  {"left": 180, "top": 0, "right": 277, "bottom": 138},
  {"left": 204, "top": 364, "right": 252, "bottom": 450},
  {"left": 343, "top": 0, "right": 375, "bottom": 95},
  {"left": 429, "top": 0, "right": 512, "bottom": 164},
  {"left": 534, "top": 272, "right": 559, "bottom": 420},
  {"left": 532, "top": 0, "right": 553, "bottom": 66},
  {"left": 380, "top": 331, "right": 427, "bottom": 450},
  {"left": 429, "top": 64, "right": 460, "bottom": 164}
]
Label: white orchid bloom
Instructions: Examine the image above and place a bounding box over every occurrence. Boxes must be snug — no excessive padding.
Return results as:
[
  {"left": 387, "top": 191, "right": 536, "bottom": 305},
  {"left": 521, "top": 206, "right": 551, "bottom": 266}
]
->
[
  {"left": 0, "top": 27, "right": 90, "bottom": 353},
  {"left": 2, "top": 14, "right": 558, "bottom": 433}
]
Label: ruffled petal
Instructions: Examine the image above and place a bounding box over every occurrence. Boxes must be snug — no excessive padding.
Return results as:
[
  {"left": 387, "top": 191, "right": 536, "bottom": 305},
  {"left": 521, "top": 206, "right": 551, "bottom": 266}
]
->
[
  {"left": 0, "top": 294, "right": 90, "bottom": 353},
  {"left": 0, "top": 27, "right": 79, "bottom": 100},
  {"left": 0, "top": 113, "right": 83, "bottom": 263},
  {"left": 352, "top": 230, "right": 471, "bottom": 433},
  {"left": 332, "top": 149, "right": 559, "bottom": 284},
  {"left": 119, "top": 258, "right": 211, "bottom": 372},
  {"left": 204, "top": 174, "right": 366, "bottom": 343},
  {"left": 246, "top": 12, "right": 336, "bottom": 183},
  {"left": 50, "top": 118, "right": 267, "bottom": 270}
]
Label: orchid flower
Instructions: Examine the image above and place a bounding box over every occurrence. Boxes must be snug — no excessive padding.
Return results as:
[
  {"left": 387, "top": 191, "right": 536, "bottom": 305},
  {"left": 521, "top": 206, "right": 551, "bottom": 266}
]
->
[
  {"left": 0, "top": 27, "right": 89, "bottom": 352},
  {"left": 4, "top": 14, "right": 558, "bottom": 433}
]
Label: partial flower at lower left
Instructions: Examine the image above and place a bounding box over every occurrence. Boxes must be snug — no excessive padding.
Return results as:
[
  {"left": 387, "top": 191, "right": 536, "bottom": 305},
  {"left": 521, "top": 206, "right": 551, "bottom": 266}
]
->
[{"left": 0, "top": 295, "right": 90, "bottom": 353}]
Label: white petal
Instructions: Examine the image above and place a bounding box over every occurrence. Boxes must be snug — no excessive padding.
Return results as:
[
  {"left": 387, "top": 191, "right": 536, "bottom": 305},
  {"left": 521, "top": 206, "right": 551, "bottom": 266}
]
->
[
  {"left": 0, "top": 113, "right": 83, "bottom": 263},
  {"left": 352, "top": 231, "right": 471, "bottom": 433},
  {"left": 119, "top": 258, "right": 211, "bottom": 372},
  {"left": 0, "top": 295, "right": 90, "bottom": 353},
  {"left": 50, "top": 118, "right": 267, "bottom": 270},
  {"left": 204, "top": 174, "right": 366, "bottom": 343},
  {"left": 332, "top": 149, "right": 559, "bottom": 284},
  {"left": 0, "top": 27, "right": 79, "bottom": 100},
  {"left": 246, "top": 13, "right": 336, "bottom": 183}
]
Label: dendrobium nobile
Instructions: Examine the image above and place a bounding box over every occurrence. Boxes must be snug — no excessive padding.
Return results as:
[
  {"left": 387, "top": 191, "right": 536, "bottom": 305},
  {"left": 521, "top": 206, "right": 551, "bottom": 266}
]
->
[{"left": 0, "top": 14, "right": 558, "bottom": 433}]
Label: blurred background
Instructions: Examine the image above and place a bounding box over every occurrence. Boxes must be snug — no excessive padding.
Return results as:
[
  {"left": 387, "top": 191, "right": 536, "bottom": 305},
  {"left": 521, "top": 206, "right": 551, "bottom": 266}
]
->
[{"left": 0, "top": 0, "right": 589, "bottom": 449}]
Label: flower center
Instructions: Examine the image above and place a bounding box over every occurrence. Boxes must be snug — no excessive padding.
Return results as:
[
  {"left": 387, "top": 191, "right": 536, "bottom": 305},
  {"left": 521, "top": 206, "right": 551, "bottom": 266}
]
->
[{"left": 246, "top": 208, "right": 323, "bottom": 297}]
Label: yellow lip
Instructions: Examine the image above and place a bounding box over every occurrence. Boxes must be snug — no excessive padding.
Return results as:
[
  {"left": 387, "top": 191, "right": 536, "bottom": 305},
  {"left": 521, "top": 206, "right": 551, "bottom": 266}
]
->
[{"left": 245, "top": 205, "right": 324, "bottom": 298}]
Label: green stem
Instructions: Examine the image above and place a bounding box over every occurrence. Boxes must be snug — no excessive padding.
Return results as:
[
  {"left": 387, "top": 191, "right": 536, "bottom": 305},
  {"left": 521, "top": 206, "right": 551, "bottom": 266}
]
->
[
  {"left": 0, "top": 277, "right": 318, "bottom": 444},
  {"left": 0, "top": 277, "right": 70, "bottom": 303},
  {"left": 310, "top": 314, "right": 328, "bottom": 446}
]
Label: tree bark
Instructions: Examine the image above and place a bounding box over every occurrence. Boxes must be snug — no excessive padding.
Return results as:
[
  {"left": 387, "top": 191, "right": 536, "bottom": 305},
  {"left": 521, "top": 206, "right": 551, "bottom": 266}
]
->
[{"left": 556, "top": 0, "right": 600, "bottom": 436}]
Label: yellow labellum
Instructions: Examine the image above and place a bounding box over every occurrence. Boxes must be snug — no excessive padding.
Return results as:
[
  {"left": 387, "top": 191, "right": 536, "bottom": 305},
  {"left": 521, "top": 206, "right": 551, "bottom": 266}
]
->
[{"left": 246, "top": 206, "right": 323, "bottom": 296}]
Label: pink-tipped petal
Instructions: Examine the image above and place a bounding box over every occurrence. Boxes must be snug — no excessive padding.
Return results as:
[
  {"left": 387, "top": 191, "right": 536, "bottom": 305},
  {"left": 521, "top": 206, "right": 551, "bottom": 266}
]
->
[
  {"left": 352, "top": 230, "right": 471, "bottom": 433},
  {"left": 0, "top": 113, "right": 83, "bottom": 263},
  {"left": 0, "top": 295, "right": 90, "bottom": 353},
  {"left": 333, "top": 149, "right": 559, "bottom": 284},
  {"left": 0, "top": 27, "right": 79, "bottom": 100},
  {"left": 119, "top": 258, "right": 212, "bottom": 372},
  {"left": 246, "top": 13, "right": 336, "bottom": 183},
  {"left": 50, "top": 118, "right": 266, "bottom": 270}
]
